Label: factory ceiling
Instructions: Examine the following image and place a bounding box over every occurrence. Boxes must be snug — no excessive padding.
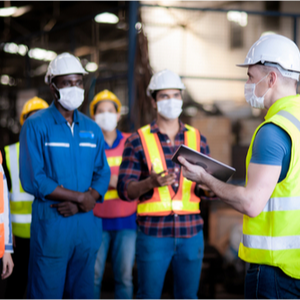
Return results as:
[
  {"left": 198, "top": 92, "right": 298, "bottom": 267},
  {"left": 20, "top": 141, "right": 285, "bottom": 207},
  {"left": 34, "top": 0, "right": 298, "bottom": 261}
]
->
[{"left": 0, "top": 1, "right": 129, "bottom": 92}]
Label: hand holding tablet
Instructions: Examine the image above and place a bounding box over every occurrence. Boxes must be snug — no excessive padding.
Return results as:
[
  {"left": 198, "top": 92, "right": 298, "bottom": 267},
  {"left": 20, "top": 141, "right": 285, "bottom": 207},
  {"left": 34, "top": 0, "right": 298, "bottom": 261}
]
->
[{"left": 172, "top": 145, "right": 236, "bottom": 182}]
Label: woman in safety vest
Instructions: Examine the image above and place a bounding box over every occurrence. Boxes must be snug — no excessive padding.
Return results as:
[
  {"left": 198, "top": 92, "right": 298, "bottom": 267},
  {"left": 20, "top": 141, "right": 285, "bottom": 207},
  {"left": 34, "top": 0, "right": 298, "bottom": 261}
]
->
[{"left": 90, "top": 90, "right": 137, "bottom": 299}]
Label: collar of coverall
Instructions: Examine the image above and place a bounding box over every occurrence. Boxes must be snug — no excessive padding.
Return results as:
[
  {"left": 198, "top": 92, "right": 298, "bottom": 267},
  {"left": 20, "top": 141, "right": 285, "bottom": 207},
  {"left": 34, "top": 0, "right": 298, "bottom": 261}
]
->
[{"left": 49, "top": 101, "right": 80, "bottom": 125}]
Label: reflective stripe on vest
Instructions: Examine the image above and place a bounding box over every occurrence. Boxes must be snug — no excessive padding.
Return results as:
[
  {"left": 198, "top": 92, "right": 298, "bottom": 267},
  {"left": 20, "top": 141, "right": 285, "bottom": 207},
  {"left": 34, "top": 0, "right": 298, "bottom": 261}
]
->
[
  {"left": 239, "top": 96, "right": 300, "bottom": 279},
  {"left": 137, "top": 124, "right": 200, "bottom": 216},
  {"left": 106, "top": 156, "right": 122, "bottom": 168},
  {"left": 241, "top": 234, "right": 300, "bottom": 251},
  {"left": 4, "top": 142, "right": 33, "bottom": 238},
  {"left": 104, "top": 190, "right": 119, "bottom": 201},
  {"left": 262, "top": 196, "right": 300, "bottom": 212},
  {"left": 103, "top": 156, "right": 122, "bottom": 201},
  {"left": 11, "top": 214, "right": 32, "bottom": 223}
]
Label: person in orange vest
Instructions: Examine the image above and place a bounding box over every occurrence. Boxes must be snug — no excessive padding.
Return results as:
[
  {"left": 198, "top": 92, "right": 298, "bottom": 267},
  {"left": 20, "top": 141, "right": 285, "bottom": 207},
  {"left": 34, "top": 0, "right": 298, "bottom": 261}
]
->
[
  {"left": 90, "top": 90, "right": 137, "bottom": 299},
  {"left": 0, "top": 151, "right": 14, "bottom": 280},
  {"left": 117, "top": 69, "right": 211, "bottom": 299}
]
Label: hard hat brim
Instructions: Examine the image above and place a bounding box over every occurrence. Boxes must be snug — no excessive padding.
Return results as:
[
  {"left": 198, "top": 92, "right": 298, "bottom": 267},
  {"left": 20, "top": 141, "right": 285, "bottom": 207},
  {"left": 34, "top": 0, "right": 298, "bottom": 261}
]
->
[{"left": 236, "top": 63, "right": 253, "bottom": 68}]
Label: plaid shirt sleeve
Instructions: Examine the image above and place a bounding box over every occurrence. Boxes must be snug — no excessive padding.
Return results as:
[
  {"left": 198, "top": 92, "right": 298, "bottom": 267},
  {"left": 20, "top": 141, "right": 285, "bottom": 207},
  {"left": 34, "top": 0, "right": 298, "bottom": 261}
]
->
[
  {"left": 199, "top": 133, "right": 219, "bottom": 200},
  {"left": 117, "top": 132, "right": 145, "bottom": 202},
  {"left": 200, "top": 134, "right": 210, "bottom": 156}
]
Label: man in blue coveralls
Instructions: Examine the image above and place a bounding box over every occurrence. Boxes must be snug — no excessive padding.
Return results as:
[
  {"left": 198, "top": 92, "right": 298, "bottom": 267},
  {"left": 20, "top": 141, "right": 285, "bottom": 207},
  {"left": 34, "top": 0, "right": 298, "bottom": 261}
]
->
[{"left": 19, "top": 52, "right": 110, "bottom": 299}]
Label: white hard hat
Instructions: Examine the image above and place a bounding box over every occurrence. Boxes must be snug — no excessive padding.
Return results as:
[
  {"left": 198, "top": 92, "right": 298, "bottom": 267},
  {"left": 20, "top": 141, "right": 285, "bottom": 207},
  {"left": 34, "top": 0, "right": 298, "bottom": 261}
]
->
[
  {"left": 45, "top": 52, "right": 88, "bottom": 84},
  {"left": 237, "top": 34, "right": 300, "bottom": 80},
  {"left": 146, "top": 69, "right": 185, "bottom": 97}
]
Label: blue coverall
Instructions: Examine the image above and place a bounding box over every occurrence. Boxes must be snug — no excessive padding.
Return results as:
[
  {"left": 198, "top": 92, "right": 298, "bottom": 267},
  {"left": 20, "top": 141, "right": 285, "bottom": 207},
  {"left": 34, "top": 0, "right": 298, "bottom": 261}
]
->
[{"left": 19, "top": 102, "right": 110, "bottom": 299}]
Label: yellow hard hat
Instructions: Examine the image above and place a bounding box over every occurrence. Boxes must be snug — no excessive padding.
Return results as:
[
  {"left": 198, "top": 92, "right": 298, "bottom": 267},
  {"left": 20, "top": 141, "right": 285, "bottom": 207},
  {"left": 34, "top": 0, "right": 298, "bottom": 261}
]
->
[
  {"left": 20, "top": 97, "right": 49, "bottom": 125},
  {"left": 90, "top": 89, "right": 121, "bottom": 117}
]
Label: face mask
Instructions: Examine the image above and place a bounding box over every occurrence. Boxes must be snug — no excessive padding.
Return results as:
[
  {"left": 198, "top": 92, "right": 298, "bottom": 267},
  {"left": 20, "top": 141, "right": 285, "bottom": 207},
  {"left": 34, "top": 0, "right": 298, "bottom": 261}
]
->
[
  {"left": 157, "top": 98, "right": 183, "bottom": 120},
  {"left": 54, "top": 84, "right": 85, "bottom": 111},
  {"left": 95, "top": 112, "right": 118, "bottom": 132},
  {"left": 244, "top": 73, "right": 270, "bottom": 109}
]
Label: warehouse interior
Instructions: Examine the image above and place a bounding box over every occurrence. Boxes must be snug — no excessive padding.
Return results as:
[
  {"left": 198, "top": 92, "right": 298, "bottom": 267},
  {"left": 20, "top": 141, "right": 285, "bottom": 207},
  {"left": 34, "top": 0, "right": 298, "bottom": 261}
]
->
[{"left": 1, "top": 1, "right": 300, "bottom": 298}]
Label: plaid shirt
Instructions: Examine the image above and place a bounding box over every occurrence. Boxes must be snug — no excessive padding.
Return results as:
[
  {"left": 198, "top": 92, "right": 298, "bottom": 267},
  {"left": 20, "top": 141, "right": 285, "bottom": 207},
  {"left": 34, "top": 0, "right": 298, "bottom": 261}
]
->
[{"left": 117, "top": 120, "right": 210, "bottom": 238}]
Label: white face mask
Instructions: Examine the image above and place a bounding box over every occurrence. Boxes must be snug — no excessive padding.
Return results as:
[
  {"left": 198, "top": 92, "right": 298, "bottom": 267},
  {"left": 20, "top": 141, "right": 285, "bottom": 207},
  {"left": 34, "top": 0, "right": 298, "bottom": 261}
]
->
[
  {"left": 244, "top": 73, "right": 270, "bottom": 109},
  {"left": 157, "top": 98, "right": 183, "bottom": 120},
  {"left": 54, "top": 85, "right": 85, "bottom": 111},
  {"left": 95, "top": 112, "right": 118, "bottom": 132}
]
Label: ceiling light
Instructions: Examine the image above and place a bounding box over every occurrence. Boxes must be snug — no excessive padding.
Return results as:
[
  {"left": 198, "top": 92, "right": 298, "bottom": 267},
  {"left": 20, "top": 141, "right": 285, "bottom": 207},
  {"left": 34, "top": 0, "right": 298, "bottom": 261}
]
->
[
  {"left": 18, "top": 44, "right": 28, "bottom": 56},
  {"left": 227, "top": 11, "right": 248, "bottom": 27},
  {"left": 85, "top": 62, "right": 98, "bottom": 72},
  {"left": 1, "top": 75, "right": 10, "bottom": 85},
  {"left": 4, "top": 43, "right": 19, "bottom": 54},
  {"left": 94, "top": 12, "right": 119, "bottom": 24},
  {"left": 44, "top": 51, "right": 57, "bottom": 61},
  {"left": 29, "top": 48, "right": 47, "bottom": 60},
  {"left": 0, "top": 6, "right": 18, "bottom": 17},
  {"left": 12, "top": 5, "right": 32, "bottom": 17},
  {"left": 135, "top": 22, "right": 142, "bottom": 31},
  {"left": 28, "top": 48, "right": 57, "bottom": 61}
]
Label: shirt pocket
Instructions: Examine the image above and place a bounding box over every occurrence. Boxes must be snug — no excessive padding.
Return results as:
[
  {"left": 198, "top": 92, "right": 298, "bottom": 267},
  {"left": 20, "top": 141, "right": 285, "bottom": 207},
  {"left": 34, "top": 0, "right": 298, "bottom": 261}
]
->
[
  {"left": 44, "top": 142, "right": 72, "bottom": 180},
  {"left": 78, "top": 142, "right": 97, "bottom": 182}
]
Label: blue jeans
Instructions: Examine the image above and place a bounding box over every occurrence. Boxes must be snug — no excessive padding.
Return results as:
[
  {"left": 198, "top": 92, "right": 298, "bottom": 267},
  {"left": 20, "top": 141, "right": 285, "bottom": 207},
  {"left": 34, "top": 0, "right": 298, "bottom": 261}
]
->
[
  {"left": 136, "top": 228, "right": 204, "bottom": 299},
  {"left": 245, "top": 264, "right": 300, "bottom": 299},
  {"left": 94, "top": 229, "right": 137, "bottom": 299}
]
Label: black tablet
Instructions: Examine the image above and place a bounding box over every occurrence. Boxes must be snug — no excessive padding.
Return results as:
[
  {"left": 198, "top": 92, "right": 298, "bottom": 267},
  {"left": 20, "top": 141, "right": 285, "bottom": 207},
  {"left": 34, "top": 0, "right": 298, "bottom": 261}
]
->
[{"left": 172, "top": 144, "right": 236, "bottom": 182}]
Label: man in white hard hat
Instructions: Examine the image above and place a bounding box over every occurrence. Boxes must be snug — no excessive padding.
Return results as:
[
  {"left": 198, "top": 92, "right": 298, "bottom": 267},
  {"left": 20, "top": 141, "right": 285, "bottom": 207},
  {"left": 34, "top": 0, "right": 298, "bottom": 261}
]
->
[
  {"left": 117, "top": 69, "right": 211, "bottom": 299},
  {"left": 19, "top": 53, "right": 110, "bottom": 299},
  {"left": 178, "top": 34, "right": 300, "bottom": 299}
]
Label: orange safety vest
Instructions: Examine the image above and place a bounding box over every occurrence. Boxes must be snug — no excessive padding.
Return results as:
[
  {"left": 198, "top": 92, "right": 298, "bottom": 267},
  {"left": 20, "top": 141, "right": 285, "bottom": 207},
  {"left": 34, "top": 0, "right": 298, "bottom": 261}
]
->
[
  {"left": 93, "top": 133, "right": 137, "bottom": 218},
  {"left": 0, "top": 152, "right": 5, "bottom": 258},
  {"left": 137, "top": 123, "right": 201, "bottom": 216}
]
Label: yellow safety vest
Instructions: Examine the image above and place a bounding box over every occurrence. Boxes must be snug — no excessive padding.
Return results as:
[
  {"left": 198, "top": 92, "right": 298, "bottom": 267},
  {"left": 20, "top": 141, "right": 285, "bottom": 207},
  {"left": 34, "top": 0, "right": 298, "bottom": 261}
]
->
[
  {"left": 137, "top": 123, "right": 201, "bottom": 216},
  {"left": 4, "top": 142, "right": 34, "bottom": 238},
  {"left": 239, "top": 95, "right": 300, "bottom": 279}
]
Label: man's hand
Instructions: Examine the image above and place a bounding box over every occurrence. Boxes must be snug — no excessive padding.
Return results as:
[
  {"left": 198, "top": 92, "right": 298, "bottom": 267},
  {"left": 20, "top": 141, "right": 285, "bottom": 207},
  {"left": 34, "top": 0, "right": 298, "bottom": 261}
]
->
[
  {"left": 127, "top": 165, "right": 177, "bottom": 200},
  {"left": 109, "top": 175, "right": 118, "bottom": 189},
  {"left": 51, "top": 201, "right": 79, "bottom": 217},
  {"left": 2, "top": 252, "right": 14, "bottom": 280},
  {"left": 77, "top": 188, "right": 97, "bottom": 212},
  {"left": 178, "top": 156, "right": 206, "bottom": 183},
  {"left": 149, "top": 164, "right": 176, "bottom": 189}
]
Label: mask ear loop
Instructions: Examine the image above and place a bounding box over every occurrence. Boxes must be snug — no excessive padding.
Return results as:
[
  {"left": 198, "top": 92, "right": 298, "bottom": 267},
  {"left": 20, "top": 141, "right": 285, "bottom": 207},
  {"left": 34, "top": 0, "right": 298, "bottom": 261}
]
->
[
  {"left": 254, "top": 73, "right": 270, "bottom": 98},
  {"left": 51, "top": 82, "right": 61, "bottom": 100}
]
